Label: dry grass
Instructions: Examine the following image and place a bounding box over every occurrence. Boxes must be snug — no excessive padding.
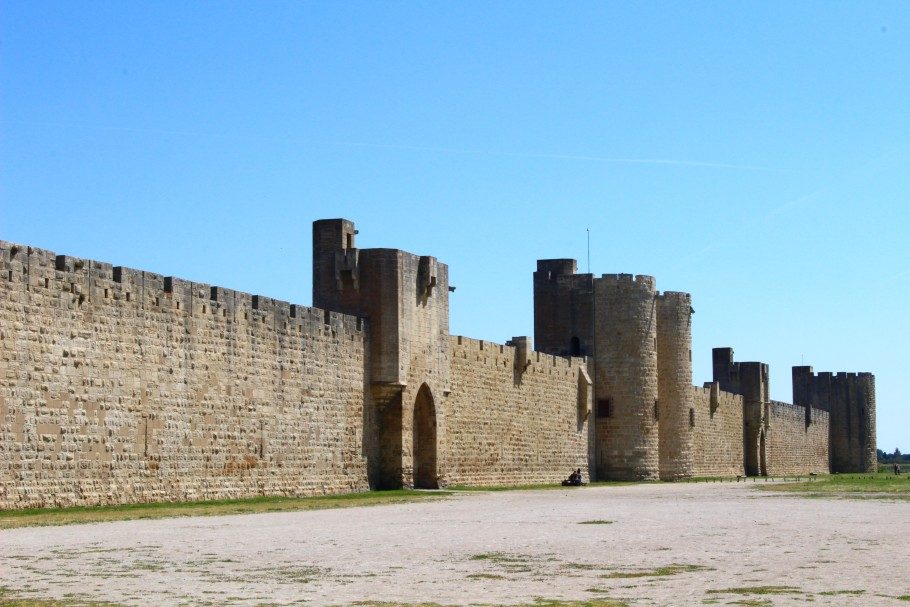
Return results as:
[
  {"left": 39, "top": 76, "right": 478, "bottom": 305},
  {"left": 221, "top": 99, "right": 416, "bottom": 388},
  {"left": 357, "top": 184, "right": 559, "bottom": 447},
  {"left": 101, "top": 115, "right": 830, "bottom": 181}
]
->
[
  {"left": 0, "top": 490, "right": 448, "bottom": 530},
  {"left": 760, "top": 472, "right": 910, "bottom": 499}
]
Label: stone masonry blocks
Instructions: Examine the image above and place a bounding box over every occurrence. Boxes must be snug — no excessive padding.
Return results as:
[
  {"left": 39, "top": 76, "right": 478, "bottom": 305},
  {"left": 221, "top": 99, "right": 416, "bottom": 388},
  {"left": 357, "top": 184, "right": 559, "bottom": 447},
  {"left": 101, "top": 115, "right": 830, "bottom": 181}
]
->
[
  {"left": 656, "top": 292, "right": 694, "bottom": 480},
  {"left": 593, "top": 274, "right": 659, "bottom": 481}
]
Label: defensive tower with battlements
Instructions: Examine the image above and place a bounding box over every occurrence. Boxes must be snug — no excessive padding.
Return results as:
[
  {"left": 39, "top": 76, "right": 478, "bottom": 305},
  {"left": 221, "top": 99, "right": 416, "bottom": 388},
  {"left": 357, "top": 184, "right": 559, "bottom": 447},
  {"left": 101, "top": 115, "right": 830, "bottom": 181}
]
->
[
  {"left": 792, "top": 366, "right": 876, "bottom": 473},
  {"left": 593, "top": 274, "right": 660, "bottom": 481},
  {"left": 533, "top": 258, "right": 874, "bottom": 481},
  {"left": 656, "top": 292, "right": 695, "bottom": 480},
  {"left": 312, "top": 219, "right": 452, "bottom": 489}
]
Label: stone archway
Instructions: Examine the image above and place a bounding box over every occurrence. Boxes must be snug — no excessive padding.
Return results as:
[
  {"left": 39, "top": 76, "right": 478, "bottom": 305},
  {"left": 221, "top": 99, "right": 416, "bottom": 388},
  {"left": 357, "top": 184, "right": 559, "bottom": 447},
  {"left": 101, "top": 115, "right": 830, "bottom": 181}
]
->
[{"left": 413, "top": 383, "right": 438, "bottom": 489}]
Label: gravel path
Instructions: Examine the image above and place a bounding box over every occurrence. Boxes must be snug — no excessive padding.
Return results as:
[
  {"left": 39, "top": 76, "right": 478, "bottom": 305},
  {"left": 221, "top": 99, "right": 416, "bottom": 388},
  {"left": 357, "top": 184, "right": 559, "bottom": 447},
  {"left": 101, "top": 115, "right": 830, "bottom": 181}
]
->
[{"left": 2, "top": 482, "right": 908, "bottom": 606}]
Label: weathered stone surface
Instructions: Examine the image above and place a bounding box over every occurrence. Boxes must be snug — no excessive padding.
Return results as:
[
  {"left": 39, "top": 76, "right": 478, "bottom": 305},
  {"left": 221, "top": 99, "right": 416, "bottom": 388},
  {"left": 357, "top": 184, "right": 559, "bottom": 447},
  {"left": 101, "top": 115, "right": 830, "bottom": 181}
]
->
[
  {"left": 691, "top": 383, "right": 744, "bottom": 477},
  {"left": 0, "top": 242, "right": 370, "bottom": 509},
  {"left": 443, "top": 336, "right": 590, "bottom": 486},
  {"left": 0, "top": 219, "right": 879, "bottom": 509}
]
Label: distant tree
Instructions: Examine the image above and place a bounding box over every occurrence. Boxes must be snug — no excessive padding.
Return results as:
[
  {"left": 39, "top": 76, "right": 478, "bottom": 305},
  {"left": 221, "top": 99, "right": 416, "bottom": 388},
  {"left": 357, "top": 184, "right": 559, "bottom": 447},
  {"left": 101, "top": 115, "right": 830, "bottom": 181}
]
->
[
  {"left": 896, "top": 448, "right": 903, "bottom": 459},
  {"left": 877, "top": 449, "right": 887, "bottom": 462}
]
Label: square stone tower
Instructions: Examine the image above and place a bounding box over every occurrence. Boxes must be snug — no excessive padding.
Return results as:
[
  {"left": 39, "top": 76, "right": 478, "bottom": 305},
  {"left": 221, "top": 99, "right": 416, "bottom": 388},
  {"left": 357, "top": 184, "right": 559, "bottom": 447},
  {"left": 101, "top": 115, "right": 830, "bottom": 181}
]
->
[{"left": 313, "top": 219, "right": 451, "bottom": 489}]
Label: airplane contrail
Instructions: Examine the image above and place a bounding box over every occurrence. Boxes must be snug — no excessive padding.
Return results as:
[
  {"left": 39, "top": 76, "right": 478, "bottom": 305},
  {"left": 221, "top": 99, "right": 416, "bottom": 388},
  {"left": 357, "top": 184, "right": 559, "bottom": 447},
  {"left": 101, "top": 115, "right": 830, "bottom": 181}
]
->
[{"left": 5, "top": 119, "right": 784, "bottom": 172}]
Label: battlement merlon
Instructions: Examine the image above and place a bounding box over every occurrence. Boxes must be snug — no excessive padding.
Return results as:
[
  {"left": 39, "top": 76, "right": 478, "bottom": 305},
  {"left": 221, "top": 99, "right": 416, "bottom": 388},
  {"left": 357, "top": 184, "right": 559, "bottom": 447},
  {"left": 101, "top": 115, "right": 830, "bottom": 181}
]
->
[
  {"left": 535, "top": 258, "right": 577, "bottom": 277},
  {"left": 658, "top": 291, "right": 692, "bottom": 302},
  {"left": 711, "top": 347, "right": 769, "bottom": 402},
  {"left": 597, "top": 273, "right": 656, "bottom": 291}
]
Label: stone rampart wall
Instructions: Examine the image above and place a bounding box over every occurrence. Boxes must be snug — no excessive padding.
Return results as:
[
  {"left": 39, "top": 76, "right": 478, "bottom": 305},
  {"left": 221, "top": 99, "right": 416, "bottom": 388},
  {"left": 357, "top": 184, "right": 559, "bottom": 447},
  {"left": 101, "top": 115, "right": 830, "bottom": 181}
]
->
[
  {"left": 766, "top": 401, "right": 829, "bottom": 475},
  {"left": 0, "top": 242, "right": 370, "bottom": 509},
  {"left": 442, "top": 336, "right": 590, "bottom": 486},
  {"left": 691, "top": 385, "right": 744, "bottom": 477}
]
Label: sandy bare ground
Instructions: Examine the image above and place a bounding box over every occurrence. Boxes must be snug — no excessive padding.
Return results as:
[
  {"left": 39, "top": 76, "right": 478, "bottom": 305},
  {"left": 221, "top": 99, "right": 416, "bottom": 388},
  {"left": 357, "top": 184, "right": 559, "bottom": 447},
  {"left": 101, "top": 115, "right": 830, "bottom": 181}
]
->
[{"left": 1, "top": 482, "right": 908, "bottom": 606}]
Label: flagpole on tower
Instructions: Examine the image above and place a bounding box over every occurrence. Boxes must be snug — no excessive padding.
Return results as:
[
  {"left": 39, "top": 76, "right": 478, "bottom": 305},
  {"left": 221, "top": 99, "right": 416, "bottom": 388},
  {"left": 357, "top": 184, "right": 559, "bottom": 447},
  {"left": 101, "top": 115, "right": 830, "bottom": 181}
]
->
[{"left": 587, "top": 228, "right": 590, "bottom": 274}]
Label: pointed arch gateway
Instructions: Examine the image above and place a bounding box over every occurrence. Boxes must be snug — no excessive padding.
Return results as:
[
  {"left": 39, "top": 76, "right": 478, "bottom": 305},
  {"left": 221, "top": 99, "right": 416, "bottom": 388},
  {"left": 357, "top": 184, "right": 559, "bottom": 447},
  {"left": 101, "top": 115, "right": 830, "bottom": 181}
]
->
[{"left": 413, "top": 383, "right": 438, "bottom": 488}]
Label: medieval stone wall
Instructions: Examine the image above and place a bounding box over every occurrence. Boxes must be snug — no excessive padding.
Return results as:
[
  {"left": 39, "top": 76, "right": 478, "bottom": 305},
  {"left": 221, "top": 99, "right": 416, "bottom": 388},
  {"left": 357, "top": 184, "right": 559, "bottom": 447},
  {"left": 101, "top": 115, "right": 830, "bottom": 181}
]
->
[
  {"left": 765, "top": 401, "right": 829, "bottom": 475},
  {"left": 691, "top": 384, "right": 744, "bottom": 477},
  {"left": 442, "top": 336, "right": 590, "bottom": 486},
  {"left": 0, "top": 242, "right": 371, "bottom": 509}
]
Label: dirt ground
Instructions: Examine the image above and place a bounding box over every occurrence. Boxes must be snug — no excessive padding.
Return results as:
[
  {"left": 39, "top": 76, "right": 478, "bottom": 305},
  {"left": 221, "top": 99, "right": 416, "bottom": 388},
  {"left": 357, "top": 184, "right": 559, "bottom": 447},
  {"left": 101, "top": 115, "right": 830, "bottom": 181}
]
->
[{"left": 2, "top": 482, "right": 908, "bottom": 606}]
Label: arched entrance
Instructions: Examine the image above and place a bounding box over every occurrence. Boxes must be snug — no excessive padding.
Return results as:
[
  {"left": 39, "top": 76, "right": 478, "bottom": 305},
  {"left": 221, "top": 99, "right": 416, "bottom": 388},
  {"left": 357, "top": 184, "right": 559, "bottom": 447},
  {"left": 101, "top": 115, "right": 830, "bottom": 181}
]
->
[{"left": 413, "top": 383, "right": 438, "bottom": 488}]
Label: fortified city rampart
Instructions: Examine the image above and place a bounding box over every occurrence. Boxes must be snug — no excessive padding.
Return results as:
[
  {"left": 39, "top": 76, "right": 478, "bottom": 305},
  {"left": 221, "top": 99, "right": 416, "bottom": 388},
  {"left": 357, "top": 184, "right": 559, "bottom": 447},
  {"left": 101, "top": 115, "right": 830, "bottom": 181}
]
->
[{"left": 0, "top": 220, "right": 876, "bottom": 509}]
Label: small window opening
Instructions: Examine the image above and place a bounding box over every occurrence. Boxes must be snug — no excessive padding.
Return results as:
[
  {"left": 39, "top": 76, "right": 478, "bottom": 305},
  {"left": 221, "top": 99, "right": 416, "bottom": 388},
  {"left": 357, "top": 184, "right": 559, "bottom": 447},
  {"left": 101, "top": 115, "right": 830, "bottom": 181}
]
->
[
  {"left": 104, "top": 288, "right": 109, "bottom": 299},
  {"left": 244, "top": 312, "right": 249, "bottom": 320},
  {"left": 44, "top": 278, "right": 49, "bottom": 288},
  {"left": 126, "top": 292, "right": 131, "bottom": 302},
  {"left": 689, "top": 408, "right": 695, "bottom": 427},
  {"left": 176, "top": 301, "right": 180, "bottom": 310},
  {"left": 155, "top": 297, "right": 160, "bottom": 307},
  {"left": 688, "top": 349, "right": 692, "bottom": 361},
  {"left": 346, "top": 233, "right": 353, "bottom": 249},
  {"left": 202, "top": 305, "right": 207, "bottom": 314},
  {"left": 70, "top": 283, "right": 75, "bottom": 294},
  {"left": 223, "top": 309, "right": 227, "bottom": 317},
  {"left": 597, "top": 398, "right": 613, "bottom": 418},
  {"left": 340, "top": 269, "right": 353, "bottom": 289}
]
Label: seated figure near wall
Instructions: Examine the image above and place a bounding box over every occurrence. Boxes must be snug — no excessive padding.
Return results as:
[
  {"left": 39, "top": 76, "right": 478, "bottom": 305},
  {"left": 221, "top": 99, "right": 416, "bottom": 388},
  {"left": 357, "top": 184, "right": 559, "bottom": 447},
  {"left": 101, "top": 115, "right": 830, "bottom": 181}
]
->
[{"left": 562, "top": 468, "right": 585, "bottom": 486}]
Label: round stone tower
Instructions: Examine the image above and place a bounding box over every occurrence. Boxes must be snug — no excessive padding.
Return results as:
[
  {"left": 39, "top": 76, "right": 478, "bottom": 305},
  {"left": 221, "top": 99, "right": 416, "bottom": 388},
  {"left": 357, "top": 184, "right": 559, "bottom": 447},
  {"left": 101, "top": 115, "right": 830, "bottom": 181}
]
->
[
  {"left": 656, "top": 291, "right": 694, "bottom": 480},
  {"left": 593, "top": 274, "right": 659, "bottom": 481},
  {"left": 855, "top": 372, "right": 877, "bottom": 473}
]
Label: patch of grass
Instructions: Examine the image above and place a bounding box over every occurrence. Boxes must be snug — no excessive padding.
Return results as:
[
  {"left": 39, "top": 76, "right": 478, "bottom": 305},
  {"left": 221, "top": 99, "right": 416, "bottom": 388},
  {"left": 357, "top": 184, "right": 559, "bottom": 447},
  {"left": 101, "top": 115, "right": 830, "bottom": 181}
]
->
[
  {"left": 706, "top": 586, "right": 801, "bottom": 596},
  {"left": 265, "top": 566, "right": 325, "bottom": 584},
  {"left": 466, "top": 573, "right": 506, "bottom": 580},
  {"left": 601, "top": 564, "right": 711, "bottom": 579},
  {"left": 726, "top": 600, "right": 772, "bottom": 606},
  {"left": 0, "top": 489, "right": 449, "bottom": 529},
  {"left": 350, "top": 601, "right": 628, "bottom": 607},
  {"left": 897, "top": 595, "right": 910, "bottom": 601},
  {"left": 818, "top": 589, "right": 865, "bottom": 596},
  {"left": 0, "top": 586, "right": 124, "bottom": 607},
  {"left": 470, "top": 552, "right": 530, "bottom": 563},
  {"left": 760, "top": 472, "right": 910, "bottom": 499},
  {"left": 529, "top": 601, "right": 628, "bottom": 607},
  {"left": 468, "top": 552, "right": 535, "bottom": 573},
  {"left": 578, "top": 520, "right": 614, "bottom": 525}
]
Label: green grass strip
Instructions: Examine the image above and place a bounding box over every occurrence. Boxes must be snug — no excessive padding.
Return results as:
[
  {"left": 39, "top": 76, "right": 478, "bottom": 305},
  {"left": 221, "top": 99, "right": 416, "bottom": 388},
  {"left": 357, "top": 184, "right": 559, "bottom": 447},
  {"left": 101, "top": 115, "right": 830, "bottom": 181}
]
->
[{"left": 0, "top": 489, "right": 448, "bottom": 530}]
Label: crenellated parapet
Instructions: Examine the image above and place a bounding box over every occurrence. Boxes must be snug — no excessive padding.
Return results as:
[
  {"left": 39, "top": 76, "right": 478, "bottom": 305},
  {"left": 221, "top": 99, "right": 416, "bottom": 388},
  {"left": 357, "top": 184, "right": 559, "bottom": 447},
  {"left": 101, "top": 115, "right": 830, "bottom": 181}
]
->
[{"left": 0, "top": 240, "right": 368, "bottom": 340}]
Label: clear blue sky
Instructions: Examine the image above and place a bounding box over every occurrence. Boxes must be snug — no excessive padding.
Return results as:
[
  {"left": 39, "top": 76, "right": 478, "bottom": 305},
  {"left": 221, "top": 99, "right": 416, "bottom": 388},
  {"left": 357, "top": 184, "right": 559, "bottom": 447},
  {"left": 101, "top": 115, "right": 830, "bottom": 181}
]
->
[{"left": 2, "top": 2, "right": 907, "bottom": 452}]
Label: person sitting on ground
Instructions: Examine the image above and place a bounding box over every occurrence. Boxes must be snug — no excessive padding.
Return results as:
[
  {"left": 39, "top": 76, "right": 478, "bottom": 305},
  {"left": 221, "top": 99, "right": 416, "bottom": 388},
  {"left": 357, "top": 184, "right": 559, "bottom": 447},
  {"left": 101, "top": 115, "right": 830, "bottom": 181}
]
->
[
  {"left": 562, "top": 469, "right": 580, "bottom": 486},
  {"left": 574, "top": 468, "right": 585, "bottom": 486}
]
